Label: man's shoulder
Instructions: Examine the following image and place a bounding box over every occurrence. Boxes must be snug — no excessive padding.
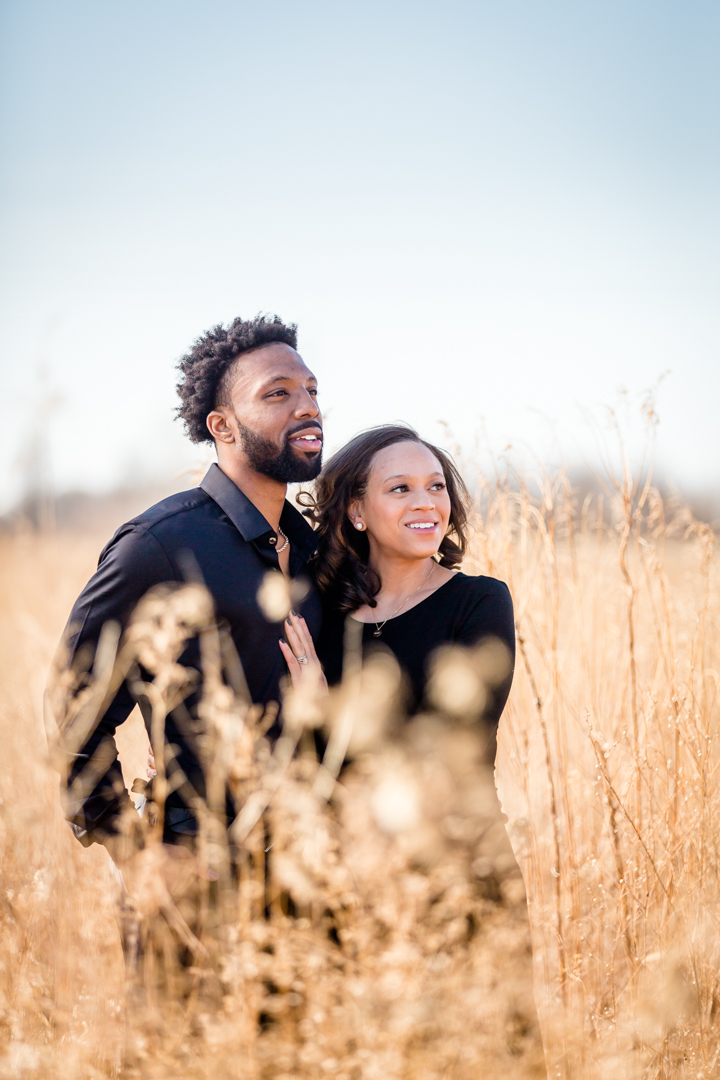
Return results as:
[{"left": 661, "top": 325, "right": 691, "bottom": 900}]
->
[
  {"left": 98, "top": 486, "right": 216, "bottom": 567},
  {"left": 128, "top": 486, "right": 213, "bottom": 533}
]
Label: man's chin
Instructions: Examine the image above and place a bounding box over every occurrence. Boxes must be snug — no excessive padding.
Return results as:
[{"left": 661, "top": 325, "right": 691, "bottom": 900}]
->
[{"left": 287, "top": 450, "right": 322, "bottom": 482}]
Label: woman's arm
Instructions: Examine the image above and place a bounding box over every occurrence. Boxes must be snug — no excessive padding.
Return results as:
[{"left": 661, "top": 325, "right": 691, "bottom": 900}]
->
[{"left": 454, "top": 577, "right": 515, "bottom": 727}]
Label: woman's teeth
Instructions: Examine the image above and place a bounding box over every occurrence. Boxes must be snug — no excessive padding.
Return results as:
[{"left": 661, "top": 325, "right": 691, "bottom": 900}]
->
[{"left": 407, "top": 523, "right": 436, "bottom": 529}]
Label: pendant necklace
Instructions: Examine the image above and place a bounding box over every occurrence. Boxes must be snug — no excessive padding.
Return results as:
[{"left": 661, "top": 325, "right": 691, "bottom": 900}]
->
[{"left": 373, "top": 562, "right": 436, "bottom": 638}]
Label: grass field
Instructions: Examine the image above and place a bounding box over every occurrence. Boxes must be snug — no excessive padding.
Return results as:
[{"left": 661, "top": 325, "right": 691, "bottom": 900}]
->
[{"left": 0, "top": 457, "right": 717, "bottom": 1078}]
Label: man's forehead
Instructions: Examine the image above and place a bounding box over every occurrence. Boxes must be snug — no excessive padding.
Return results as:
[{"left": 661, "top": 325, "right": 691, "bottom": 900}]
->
[{"left": 232, "top": 343, "right": 316, "bottom": 384}]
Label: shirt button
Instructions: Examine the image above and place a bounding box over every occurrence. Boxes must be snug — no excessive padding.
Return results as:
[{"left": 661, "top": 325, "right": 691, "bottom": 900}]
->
[{"left": 268, "top": 535, "right": 276, "bottom": 545}]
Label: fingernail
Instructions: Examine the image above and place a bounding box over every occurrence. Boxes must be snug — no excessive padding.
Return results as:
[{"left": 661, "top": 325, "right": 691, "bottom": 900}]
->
[{"left": 290, "top": 609, "right": 300, "bottom": 617}]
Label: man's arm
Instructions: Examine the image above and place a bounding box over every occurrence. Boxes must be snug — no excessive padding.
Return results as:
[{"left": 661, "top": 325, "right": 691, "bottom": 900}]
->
[{"left": 57, "top": 524, "right": 176, "bottom": 848}]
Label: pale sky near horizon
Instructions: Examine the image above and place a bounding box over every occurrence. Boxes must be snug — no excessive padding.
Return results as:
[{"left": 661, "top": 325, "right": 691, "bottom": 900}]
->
[{"left": 1, "top": 0, "right": 718, "bottom": 512}]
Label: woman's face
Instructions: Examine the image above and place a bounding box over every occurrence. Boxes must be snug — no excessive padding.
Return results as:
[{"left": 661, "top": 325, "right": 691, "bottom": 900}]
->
[{"left": 352, "top": 440, "right": 452, "bottom": 561}]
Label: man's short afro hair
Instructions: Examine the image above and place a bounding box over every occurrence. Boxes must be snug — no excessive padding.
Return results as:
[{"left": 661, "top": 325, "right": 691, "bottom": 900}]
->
[{"left": 176, "top": 314, "right": 298, "bottom": 444}]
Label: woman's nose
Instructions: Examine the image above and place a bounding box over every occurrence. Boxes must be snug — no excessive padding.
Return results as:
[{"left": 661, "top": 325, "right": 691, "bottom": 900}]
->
[{"left": 410, "top": 490, "right": 435, "bottom": 509}]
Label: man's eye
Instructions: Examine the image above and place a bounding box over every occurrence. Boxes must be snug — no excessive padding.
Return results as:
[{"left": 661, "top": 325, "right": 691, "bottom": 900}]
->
[
  {"left": 268, "top": 389, "right": 288, "bottom": 398},
  {"left": 308, "top": 387, "right": 318, "bottom": 396}
]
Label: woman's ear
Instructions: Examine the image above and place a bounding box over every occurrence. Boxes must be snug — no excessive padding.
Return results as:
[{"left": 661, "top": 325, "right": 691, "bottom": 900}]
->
[{"left": 347, "top": 500, "right": 365, "bottom": 531}]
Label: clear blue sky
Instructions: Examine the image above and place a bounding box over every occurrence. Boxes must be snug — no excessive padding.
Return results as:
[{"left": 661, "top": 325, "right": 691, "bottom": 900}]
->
[{"left": 1, "top": 0, "right": 718, "bottom": 509}]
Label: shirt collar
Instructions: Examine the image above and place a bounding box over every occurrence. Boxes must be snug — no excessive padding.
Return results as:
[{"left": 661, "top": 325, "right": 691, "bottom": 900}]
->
[{"left": 200, "top": 463, "right": 317, "bottom": 558}]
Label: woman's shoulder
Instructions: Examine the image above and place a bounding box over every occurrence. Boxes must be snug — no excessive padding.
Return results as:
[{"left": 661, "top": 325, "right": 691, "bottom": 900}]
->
[
  {"left": 445, "top": 572, "right": 514, "bottom": 648},
  {"left": 444, "top": 571, "right": 511, "bottom": 602},
  {"left": 319, "top": 591, "right": 344, "bottom": 622}
]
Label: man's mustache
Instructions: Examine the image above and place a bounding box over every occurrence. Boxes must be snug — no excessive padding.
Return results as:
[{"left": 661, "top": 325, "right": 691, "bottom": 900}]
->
[{"left": 285, "top": 421, "right": 323, "bottom": 441}]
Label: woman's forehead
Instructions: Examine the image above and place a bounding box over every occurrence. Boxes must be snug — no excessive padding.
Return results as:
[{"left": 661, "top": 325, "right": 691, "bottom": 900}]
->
[{"left": 369, "top": 440, "right": 443, "bottom": 480}]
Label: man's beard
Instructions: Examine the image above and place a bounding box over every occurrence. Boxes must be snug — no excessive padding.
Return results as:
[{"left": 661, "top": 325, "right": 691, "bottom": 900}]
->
[{"left": 235, "top": 419, "right": 323, "bottom": 483}]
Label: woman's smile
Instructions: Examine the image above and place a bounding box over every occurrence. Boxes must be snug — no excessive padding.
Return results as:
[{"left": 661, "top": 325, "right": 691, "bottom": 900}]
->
[{"left": 405, "top": 520, "right": 439, "bottom": 531}]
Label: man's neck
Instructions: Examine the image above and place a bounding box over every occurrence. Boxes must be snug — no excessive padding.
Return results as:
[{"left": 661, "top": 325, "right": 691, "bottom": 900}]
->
[{"left": 216, "top": 458, "right": 286, "bottom": 532}]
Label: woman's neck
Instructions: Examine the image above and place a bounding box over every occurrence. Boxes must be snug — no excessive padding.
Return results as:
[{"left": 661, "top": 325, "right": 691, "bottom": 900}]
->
[
  {"left": 351, "top": 551, "right": 453, "bottom": 623},
  {"left": 369, "top": 553, "right": 436, "bottom": 601}
]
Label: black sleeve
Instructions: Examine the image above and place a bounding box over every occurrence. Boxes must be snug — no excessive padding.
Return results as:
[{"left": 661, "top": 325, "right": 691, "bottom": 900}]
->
[
  {"left": 455, "top": 578, "right": 516, "bottom": 727},
  {"left": 58, "top": 525, "right": 176, "bottom": 847}
]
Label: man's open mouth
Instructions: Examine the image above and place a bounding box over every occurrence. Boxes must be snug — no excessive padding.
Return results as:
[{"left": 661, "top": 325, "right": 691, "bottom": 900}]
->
[{"left": 287, "top": 427, "right": 323, "bottom": 454}]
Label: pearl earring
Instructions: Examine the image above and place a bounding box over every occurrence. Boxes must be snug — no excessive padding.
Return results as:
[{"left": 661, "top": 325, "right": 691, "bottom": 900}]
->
[{"left": 355, "top": 522, "right": 365, "bottom": 531}]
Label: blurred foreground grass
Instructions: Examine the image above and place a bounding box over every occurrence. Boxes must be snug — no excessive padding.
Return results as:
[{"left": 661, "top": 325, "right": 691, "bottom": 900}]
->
[{"left": 0, "top": 459, "right": 718, "bottom": 1078}]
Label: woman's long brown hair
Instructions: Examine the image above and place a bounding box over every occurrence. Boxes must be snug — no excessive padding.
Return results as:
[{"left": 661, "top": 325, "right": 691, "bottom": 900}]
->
[{"left": 299, "top": 425, "right": 471, "bottom": 613}]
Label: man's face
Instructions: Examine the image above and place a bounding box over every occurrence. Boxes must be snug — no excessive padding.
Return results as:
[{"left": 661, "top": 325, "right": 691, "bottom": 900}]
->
[{"left": 212, "top": 343, "right": 323, "bottom": 483}]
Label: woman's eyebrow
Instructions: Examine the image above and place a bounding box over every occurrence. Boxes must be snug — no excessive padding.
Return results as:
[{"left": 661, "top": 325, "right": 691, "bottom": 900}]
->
[{"left": 383, "top": 471, "right": 444, "bottom": 483}]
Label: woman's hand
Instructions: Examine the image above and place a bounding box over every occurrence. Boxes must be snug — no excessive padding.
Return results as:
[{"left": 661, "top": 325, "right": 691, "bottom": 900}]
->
[{"left": 279, "top": 612, "right": 328, "bottom": 695}]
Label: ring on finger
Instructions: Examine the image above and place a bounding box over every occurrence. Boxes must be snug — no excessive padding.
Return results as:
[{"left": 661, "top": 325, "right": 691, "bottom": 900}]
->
[{"left": 296, "top": 654, "right": 308, "bottom": 664}]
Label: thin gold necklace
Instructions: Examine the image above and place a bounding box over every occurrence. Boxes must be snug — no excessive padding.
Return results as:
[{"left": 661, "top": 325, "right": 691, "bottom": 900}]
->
[{"left": 373, "top": 562, "right": 436, "bottom": 638}]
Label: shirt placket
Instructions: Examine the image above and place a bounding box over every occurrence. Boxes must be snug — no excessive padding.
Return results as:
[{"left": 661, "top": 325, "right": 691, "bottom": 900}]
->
[{"left": 252, "top": 533, "right": 281, "bottom": 571}]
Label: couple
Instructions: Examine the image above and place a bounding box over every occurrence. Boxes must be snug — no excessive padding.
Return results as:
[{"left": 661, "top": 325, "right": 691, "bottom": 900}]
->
[{"left": 61, "top": 313, "right": 514, "bottom": 866}]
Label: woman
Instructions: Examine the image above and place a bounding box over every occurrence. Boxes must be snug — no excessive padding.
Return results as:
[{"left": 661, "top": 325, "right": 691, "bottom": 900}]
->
[
  {"left": 279, "top": 425, "right": 541, "bottom": 1065},
  {"left": 278, "top": 424, "right": 515, "bottom": 724}
]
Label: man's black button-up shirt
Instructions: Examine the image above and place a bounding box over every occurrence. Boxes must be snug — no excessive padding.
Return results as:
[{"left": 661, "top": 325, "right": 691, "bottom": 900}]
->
[{"left": 61, "top": 463, "right": 320, "bottom": 846}]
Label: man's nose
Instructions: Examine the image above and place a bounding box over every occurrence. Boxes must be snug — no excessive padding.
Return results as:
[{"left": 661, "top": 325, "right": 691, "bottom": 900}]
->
[{"left": 294, "top": 389, "right": 320, "bottom": 419}]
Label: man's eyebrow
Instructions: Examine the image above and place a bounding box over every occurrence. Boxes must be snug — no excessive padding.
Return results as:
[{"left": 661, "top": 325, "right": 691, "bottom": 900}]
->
[{"left": 260, "top": 373, "right": 318, "bottom": 387}]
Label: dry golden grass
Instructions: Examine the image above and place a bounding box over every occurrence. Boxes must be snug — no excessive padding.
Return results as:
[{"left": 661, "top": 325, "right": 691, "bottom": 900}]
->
[
  {"left": 0, "top": 454, "right": 718, "bottom": 1078},
  {"left": 479, "top": 470, "right": 720, "bottom": 1079}
]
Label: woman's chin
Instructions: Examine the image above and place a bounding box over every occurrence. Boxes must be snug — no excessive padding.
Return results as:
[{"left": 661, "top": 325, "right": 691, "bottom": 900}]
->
[{"left": 399, "top": 541, "right": 440, "bottom": 560}]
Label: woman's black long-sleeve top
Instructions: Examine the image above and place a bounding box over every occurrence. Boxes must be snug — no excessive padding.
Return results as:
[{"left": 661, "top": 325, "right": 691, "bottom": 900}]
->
[{"left": 315, "top": 572, "right": 515, "bottom": 726}]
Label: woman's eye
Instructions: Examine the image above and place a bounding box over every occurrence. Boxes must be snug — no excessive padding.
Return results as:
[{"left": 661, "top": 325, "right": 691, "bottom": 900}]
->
[
  {"left": 390, "top": 484, "right": 409, "bottom": 493},
  {"left": 268, "top": 389, "right": 288, "bottom": 398},
  {"left": 308, "top": 387, "right": 318, "bottom": 396},
  {"left": 430, "top": 482, "right": 446, "bottom": 491}
]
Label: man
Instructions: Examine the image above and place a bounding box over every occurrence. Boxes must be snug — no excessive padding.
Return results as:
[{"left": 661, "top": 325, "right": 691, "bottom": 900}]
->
[{"left": 57, "top": 313, "right": 323, "bottom": 860}]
